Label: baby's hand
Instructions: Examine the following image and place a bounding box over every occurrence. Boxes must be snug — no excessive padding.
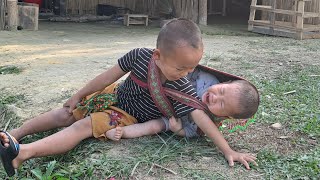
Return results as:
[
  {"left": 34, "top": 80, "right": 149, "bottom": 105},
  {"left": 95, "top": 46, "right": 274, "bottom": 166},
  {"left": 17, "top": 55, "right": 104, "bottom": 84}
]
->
[
  {"left": 168, "top": 116, "right": 183, "bottom": 133},
  {"left": 224, "top": 150, "right": 257, "bottom": 170},
  {"left": 63, "top": 95, "right": 81, "bottom": 114}
]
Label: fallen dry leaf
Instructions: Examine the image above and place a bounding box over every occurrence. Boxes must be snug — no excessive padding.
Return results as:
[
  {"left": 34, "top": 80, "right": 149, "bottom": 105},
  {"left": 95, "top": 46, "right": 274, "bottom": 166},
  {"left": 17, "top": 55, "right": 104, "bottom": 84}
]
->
[{"left": 271, "top": 123, "right": 282, "bottom": 130}]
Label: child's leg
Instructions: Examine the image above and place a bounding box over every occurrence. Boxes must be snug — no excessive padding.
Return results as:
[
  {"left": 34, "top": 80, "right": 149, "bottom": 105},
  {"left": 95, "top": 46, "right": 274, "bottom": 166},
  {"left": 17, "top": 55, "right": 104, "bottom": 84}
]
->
[
  {"left": 0, "top": 116, "right": 93, "bottom": 169},
  {"left": 9, "top": 107, "right": 75, "bottom": 140},
  {"left": 105, "top": 118, "right": 166, "bottom": 140}
]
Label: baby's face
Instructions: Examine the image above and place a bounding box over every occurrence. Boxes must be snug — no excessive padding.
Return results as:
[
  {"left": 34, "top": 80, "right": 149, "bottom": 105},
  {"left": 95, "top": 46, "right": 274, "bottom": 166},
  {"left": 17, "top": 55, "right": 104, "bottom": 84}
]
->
[{"left": 201, "top": 83, "right": 240, "bottom": 117}]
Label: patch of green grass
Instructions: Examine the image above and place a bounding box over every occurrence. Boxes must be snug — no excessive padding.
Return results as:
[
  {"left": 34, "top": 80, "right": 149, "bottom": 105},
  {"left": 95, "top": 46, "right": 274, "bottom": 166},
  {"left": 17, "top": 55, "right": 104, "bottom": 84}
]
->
[
  {"left": 255, "top": 66, "right": 320, "bottom": 137},
  {"left": 0, "top": 65, "right": 23, "bottom": 75},
  {"left": 200, "top": 24, "right": 261, "bottom": 37},
  {"left": 256, "top": 149, "right": 320, "bottom": 179},
  {"left": 0, "top": 93, "right": 25, "bottom": 130},
  {"left": 0, "top": 94, "right": 25, "bottom": 105}
]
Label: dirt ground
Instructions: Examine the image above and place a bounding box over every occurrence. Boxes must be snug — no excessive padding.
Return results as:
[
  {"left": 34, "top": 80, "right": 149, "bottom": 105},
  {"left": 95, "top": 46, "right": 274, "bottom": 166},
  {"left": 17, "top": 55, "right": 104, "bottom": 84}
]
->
[{"left": 0, "top": 21, "right": 319, "bottom": 179}]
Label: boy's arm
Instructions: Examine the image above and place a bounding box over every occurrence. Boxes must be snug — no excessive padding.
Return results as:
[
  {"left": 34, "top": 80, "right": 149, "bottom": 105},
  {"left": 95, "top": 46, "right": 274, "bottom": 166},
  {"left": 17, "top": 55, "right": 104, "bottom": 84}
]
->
[
  {"left": 191, "top": 109, "right": 257, "bottom": 169},
  {"left": 64, "top": 64, "right": 126, "bottom": 112}
]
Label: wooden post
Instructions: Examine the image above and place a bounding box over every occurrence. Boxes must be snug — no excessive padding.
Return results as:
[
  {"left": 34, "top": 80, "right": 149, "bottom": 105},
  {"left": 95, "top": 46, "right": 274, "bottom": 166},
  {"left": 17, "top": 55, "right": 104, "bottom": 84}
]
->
[
  {"left": 0, "top": 0, "right": 7, "bottom": 30},
  {"left": 248, "top": 0, "right": 257, "bottom": 31},
  {"left": 192, "top": 0, "right": 199, "bottom": 23},
  {"left": 269, "top": 0, "right": 276, "bottom": 35},
  {"left": 296, "top": 0, "right": 305, "bottom": 40},
  {"left": 292, "top": 0, "right": 297, "bottom": 26},
  {"left": 198, "top": 0, "right": 207, "bottom": 25},
  {"left": 7, "top": 0, "right": 18, "bottom": 31},
  {"left": 60, "top": 0, "right": 66, "bottom": 16},
  {"left": 222, "top": 0, "right": 227, "bottom": 16},
  {"left": 317, "top": 0, "right": 320, "bottom": 25}
]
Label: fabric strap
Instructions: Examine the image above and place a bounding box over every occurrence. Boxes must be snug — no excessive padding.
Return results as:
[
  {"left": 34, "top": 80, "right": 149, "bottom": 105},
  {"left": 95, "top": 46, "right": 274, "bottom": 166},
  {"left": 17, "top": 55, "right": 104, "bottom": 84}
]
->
[{"left": 130, "top": 58, "right": 211, "bottom": 118}]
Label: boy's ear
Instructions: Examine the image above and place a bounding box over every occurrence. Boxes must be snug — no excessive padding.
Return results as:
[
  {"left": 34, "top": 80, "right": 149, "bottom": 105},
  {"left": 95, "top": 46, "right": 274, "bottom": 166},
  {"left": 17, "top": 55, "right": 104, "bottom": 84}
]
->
[{"left": 152, "top": 49, "right": 160, "bottom": 60}]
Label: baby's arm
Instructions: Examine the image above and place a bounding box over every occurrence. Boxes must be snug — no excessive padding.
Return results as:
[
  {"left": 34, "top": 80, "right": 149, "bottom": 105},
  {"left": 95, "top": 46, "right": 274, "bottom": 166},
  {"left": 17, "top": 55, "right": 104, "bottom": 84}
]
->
[
  {"left": 64, "top": 64, "right": 127, "bottom": 112},
  {"left": 191, "top": 109, "right": 257, "bottom": 169}
]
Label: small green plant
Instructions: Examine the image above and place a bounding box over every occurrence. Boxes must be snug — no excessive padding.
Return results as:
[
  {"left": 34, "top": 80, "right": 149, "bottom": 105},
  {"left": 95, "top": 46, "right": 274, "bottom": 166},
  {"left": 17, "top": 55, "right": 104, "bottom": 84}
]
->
[
  {"left": 0, "top": 94, "right": 25, "bottom": 105},
  {"left": 30, "top": 161, "right": 68, "bottom": 180},
  {"left": 0, "top": 65, "right": 22, "bottom": 75}
]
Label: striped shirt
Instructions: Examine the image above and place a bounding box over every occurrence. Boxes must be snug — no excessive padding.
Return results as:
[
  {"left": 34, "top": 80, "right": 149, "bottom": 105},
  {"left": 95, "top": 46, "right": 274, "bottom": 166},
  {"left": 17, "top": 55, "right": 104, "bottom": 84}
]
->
[{"left": 117, "top": 48, "right": 198, "bottom": 123}]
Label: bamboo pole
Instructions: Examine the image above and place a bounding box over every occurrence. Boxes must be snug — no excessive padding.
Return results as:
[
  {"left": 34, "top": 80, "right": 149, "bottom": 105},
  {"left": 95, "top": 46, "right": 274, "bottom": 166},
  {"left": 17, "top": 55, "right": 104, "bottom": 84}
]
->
[{"left": 7, "top": 0, "right": 18, "bottom": 31}]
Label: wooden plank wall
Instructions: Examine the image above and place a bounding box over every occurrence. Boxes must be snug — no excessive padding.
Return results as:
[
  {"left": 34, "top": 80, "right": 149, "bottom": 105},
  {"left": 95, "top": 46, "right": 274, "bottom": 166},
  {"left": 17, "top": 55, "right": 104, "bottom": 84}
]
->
[
  {"left": 65, "top": 0, "right": 158, "bottom": 17},
  {"left": 64, "top": 0, "right": 199, "bottom": 22},
  {"left": 261, "top": 0, "right": 319, "bottom": 24},
  {"left": 173, "top": 0, "right": 198, "bottom": 22},
  {"left": 0, "top": 0, "right": 7, "bottom": 30}
]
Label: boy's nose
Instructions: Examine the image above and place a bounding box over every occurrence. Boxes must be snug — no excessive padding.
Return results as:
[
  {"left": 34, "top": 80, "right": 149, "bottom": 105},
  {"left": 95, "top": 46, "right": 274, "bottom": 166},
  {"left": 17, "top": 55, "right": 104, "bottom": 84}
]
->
[{"left": 188, "top": 68, "right": 195, "bottom": 73}]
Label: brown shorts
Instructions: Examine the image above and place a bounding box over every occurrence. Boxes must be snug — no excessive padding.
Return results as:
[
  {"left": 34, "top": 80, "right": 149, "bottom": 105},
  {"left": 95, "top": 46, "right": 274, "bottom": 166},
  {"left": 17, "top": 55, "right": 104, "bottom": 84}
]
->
[{"left": 72, "top": 83, "right": 137, "bottom": 139}]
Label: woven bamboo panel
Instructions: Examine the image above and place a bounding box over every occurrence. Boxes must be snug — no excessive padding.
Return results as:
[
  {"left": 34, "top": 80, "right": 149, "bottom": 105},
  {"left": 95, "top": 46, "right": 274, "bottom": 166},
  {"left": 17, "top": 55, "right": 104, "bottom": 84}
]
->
[
  {"left": 173, "top": 0, "right": 198, "bottom": 21},
  {"left": 65, "top": 0, "right": 158, "bottom": 17},
  {"left": 64, "top": 0, "right": 198, "bottom": 22},
  {"left": 250, "top": 0, "right": 320, "bottom": 39},
  {"left": 262, "top": 0, "right": 319, "bottom": 24}
]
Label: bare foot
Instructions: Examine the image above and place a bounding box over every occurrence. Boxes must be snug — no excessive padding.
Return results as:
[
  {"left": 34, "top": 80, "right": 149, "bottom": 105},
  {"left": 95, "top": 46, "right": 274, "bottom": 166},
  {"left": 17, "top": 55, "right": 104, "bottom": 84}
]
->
[
  {"left": 105, "top": 127, "right": 123, "bottom": 141},
  {"left": 0, "top": 132, "right": 24, "bottom": 169},
  {"left": 169, "top": 117, "right": 183, "bottom": 133},
  {"left": 0, "top": 132, "right": 10, "bottom": 147}
]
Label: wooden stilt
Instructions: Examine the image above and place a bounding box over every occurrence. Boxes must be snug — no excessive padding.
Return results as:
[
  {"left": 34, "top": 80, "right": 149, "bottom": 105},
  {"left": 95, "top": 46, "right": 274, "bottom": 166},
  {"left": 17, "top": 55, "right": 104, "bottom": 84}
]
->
[
  {"left": 296, "top": 0, "right": 305, "bottom": 40},
  {"left": 0, "top": 0, "right": 7, "bottom": 30},
  {"left": 7, "top": 0, "right": 18, "bottom": 31},
  {"left": 248, "top": 0, "right": 257, "bottom": 31},
  {"left": 198, "top": 0, "right": 207, "bottom": 25}
]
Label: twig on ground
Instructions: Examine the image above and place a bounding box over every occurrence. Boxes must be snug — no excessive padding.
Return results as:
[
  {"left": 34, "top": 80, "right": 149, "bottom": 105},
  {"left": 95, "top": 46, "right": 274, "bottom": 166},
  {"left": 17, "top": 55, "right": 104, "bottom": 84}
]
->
[
  {"left": 309, "top": 75, "right": 320, "bottom": 77},
  {"left": 4, "top": 118, "right": 11, "bottom": 132},
  {"left": 156, "top": 133, "right": 167, "bottom": 146},
  {"left": 283, "top": 90, "right": 296, "bottom": 95},
  {"left": 130, "top": 161, "right": 141, "bottom": 177},
  {"left": 147, "top": 163, "right": 154, "bottom": 175},
  {"left": 248, "top": 174, "right": 264, "bottom": 178},
  {"left": 153, "top": 163, "right": 177, "bottom": 175}
]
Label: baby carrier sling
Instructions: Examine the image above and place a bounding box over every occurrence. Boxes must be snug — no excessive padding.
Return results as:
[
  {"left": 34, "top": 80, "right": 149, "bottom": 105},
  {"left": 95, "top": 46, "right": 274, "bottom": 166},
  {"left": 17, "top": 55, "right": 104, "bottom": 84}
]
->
[{"left": 130, "top": 58, "right": 248, "bottom": 129}]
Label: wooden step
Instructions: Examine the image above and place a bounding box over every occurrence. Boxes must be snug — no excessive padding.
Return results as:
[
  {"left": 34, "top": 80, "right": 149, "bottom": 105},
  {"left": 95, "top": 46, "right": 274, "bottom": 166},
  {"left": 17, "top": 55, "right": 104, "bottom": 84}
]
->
[
  {"left": 250, "top": 5, "right": 272, "bottom": 11},
  {"left": 303, "top": 12, "right": 320, "bottom": 18}
]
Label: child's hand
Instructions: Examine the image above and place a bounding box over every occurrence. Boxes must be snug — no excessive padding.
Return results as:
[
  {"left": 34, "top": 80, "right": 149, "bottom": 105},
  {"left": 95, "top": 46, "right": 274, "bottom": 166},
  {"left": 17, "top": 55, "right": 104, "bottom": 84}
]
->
[
  {"left": 63, "top": 95, "right": 81, "bottom": 113},
  {"left": 168, "top": 116, "right": 183, "bottom": 133},
  {"left": 224, "top": 150, "right": 257, "bottom": 170}
]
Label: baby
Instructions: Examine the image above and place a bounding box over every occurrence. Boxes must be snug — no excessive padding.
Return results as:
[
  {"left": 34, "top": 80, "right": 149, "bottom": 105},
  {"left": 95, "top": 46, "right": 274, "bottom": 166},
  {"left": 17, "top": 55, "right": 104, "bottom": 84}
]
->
[{"left": 105, "top": 67, "right": 259, "bottom": 140}]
